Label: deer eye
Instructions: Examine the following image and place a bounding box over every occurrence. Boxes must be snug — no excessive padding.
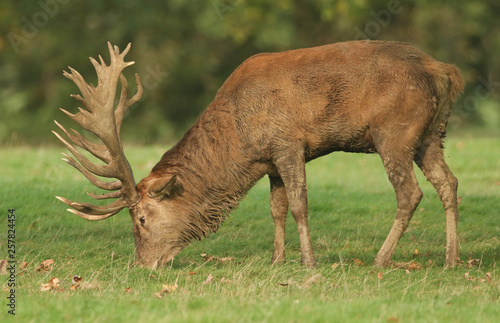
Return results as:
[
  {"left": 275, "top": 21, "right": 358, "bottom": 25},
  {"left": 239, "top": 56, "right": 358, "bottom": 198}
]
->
[{"left": 139, "top": 217, "right": 145, "bottom": 226}]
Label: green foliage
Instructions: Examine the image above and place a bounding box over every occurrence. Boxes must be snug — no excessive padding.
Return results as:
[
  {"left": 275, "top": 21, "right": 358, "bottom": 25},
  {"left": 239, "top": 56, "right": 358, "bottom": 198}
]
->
[
  {"left": 1, "top": 0, "right": 499, "bottom": 145},
  {"left": 1, "top": 137, "right": 499, "bottom": 321}
]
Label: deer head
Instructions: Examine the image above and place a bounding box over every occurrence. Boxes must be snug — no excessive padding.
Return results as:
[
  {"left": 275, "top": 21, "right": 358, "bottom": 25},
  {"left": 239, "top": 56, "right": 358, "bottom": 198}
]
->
[{"left": 53, "top": 43, "right": 189, "bottom": 268}]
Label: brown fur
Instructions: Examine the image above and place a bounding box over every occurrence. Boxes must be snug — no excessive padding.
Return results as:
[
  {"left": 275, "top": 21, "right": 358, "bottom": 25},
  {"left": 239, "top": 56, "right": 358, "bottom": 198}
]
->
[{"left": 130, "top": 40, "right": 464, "bottom": 268}]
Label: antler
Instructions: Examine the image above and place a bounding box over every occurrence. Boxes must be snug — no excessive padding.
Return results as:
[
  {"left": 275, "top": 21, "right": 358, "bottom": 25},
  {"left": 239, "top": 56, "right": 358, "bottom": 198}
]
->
[{"left": 53, "top": 42, "right": 143, "bottom": 220}]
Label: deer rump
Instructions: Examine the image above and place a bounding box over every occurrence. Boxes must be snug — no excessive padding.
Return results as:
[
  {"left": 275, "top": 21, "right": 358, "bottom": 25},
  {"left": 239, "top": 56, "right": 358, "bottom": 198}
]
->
[{"left": 55, "top": 40, "right": 464, "bottom": 269}]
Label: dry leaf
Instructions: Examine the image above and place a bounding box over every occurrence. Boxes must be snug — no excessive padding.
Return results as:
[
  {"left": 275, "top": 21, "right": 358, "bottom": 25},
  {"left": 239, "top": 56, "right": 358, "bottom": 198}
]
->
[
  {"left": 203, "top": 273, "right": 214, "bottom": 285},
  {"left": 49, "top": 277, "right": 60, "bottom": 287},
  {"left": 161, "top": 283, "right": 178, "bottom": 294},
  {"left": 188, "top": 271, "right": 196, "bottom": 276},
  {"left": 457, "top": 196, "right": 462, "bottom": 205},
  {"left": 70, "top": 284, "right": 80, "bottom": 291},
  {"left": 123, "top": 287, "right": 132, "bottom": 293},
  {"left": 405, "top": 269, "right": 411, "bottom": 274},
  {"left": 413, "top": 249, "right": 419, "bottom": 256},
  {"left": 20, "top": 261, "right": 28, "bottom": 269},
  {"left": 220, "top": 277, "right": 231, "bottom": 283},
  {"left": 407, "top": 262, "right": 422, "bottom": 271},
  {"left": 467, "top": 258, "right": 480, "bottom": 268},
  {"left": 353, "top": 258, "right": 366, "bottom": 266},
  {"left": 301, "top": 274, "right": 322, "bottom": 288},
  {"left": 40, "top": 283, "right": 52, "bottom": 292},
  {"left": 154, "top": 292, "right": 163, "bottom": 299},
  {"left": 36, "top": 259, "right": 54, "bottom": 272},
  {"left": 485, "top": 272, "right": 492, "bottom": 283},
  {"left": 41, "top": 276, "right": 63, "bottom": 292},
  {"left": 377, "top": 272, "right": 384, "bottom": 280},
  {"left": 331, "top": 263, "right": 339, "bottom": 270}
]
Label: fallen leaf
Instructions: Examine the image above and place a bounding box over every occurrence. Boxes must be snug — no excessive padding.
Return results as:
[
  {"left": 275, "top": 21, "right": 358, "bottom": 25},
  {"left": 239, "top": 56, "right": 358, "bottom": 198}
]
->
[
  {"left": 49, "top": 277, "right": 60, "bottom": 288},
  {"left": 123, "top": 287, "right": 132, "bottom": 293},
  {"left": 377, "top": 272, "right": 384, "bottom": 280},
  {"left": 485, "top": 272, "right": 492, "bottom": 283},
  {"left": 457, "top": 196, "right": 462, "bottom": 205},
  {"left": 407, "top": 262, "right": 422, "bottom": 271},
  {"left": 72, "top": 275, "right": 82, "bottom": 284},
  {"left": 353, "top": 258, "right": 366, "bottom": 266},
  {"left": 301, "top": 274, "right": 322, "bottom": 288},
  {"left": 154, "top": 292, "right": 163, "bottom": 299},
  {"left": 20, "top": 261, "right": 28, "bottom": 269},
  {"left": 161, "top": 283, "right": 178, "bottom": 294},
  {"left": 220, "top": 277, "right": 231, "bottom": 283},
  {"left": 405, "top": 269, "right": 411, "bottom": 274},
  {"left": 467, "top": 258, "right": 480, "bottom": 268},
  {"left": 331, "top": 263, "right": 339, "bottom": 270},
  {"left": 70, "top": 284, "right": 80, "bottom": 291},
  {"left": 36, "top": 259, "right": 54, "bottom": 272},
  {"left": 41, "top": 276, "right": 63, "bottom": 292},
  {"left": 188, "top": 271, "right": 196, "bottom": 276},
  {"left": 203, "top": 273, "right": 214, "bottom": 285},
  {"left": 40, "top": 283, "right": 52, "bottom": 292},
  {"left": 413, "top": 249, "right": 419, "bottom": 256}
]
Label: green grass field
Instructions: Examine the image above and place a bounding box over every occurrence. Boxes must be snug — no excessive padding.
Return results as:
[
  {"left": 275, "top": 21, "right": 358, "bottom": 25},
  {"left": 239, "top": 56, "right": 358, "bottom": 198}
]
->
[{"left": 1, "top": 137, "right": 499, "bottom": 322}]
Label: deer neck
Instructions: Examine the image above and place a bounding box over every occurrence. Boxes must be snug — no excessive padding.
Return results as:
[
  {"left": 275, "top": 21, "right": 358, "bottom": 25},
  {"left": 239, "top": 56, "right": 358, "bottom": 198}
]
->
[{"left": 152, "top": 107, "right": 267, "bottom": 240}]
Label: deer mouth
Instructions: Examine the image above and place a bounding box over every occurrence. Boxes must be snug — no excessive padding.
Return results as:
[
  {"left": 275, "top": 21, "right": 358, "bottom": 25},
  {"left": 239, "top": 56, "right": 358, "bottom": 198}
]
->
[{"left": 135, "top": 247, "right": 182, "bottom": 269}]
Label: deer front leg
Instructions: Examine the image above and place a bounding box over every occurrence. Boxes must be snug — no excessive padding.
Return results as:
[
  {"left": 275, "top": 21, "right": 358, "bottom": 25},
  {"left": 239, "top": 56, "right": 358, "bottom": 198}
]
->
[
  {"left": 274, "top": 149, "right": 316, "bottom": 268},
  {"left": 269, "top": 175, "right": 289, "bottom": 264}
]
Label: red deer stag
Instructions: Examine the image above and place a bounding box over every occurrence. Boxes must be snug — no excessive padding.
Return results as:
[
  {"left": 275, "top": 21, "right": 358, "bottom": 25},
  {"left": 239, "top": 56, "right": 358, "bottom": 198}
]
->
[{"left": 54, "top": 41, "right": 464, "bottom": 269}]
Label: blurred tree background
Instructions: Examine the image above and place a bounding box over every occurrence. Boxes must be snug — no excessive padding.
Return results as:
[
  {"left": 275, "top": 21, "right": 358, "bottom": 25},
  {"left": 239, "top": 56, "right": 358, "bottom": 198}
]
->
[{"left": 1, "top": 0, "right": 499, "bottom": 145}]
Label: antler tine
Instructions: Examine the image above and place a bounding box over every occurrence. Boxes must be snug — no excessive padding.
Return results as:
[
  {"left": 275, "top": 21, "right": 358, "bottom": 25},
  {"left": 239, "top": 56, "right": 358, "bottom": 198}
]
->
[
  {"left": 60, "top": 153, "right": 122, "bottom": 191},
  {"left": 52, "top": 129, "right": 116, "bottom": 178},
  {"left": 115, "top": 73, "right": 143, "bottom": 136},
  {"left": 56, "top": 196, "right": 128, "bottom": 215},
  {"left": 68, "top": 208, "right": 121, "bottom": 221},
  {"left": 86, "top": 191, "right": 122, "bottom": 200},
  {"left": 54, "top": 42, "right": 141, "bottom": 220},
  {"left": 54, "top": 120, "right": 111, "bottom": 164}
]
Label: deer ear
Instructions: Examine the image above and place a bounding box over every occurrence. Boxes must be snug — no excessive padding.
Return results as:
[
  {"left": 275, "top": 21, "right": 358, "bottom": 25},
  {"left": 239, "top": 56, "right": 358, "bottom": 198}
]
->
[{"left": 148, "top": 175, "right": 184, "bottom": 199}]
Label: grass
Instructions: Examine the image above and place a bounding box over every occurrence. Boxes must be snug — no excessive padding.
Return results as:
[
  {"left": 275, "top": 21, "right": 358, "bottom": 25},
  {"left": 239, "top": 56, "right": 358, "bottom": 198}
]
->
[{"left": 1, "top": 137, "right": 499, "bottom": 322}]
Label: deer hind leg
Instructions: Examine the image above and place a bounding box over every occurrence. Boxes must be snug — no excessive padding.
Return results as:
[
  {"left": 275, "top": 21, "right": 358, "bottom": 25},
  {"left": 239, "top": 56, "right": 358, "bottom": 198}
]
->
[
  {"left": 374, "top": 150, "right": 423, "bottom": 267},
  {"left": 415, "top": 140, "right": 460, "bottom": 267},
  {"left": 274, "top": 148, "right": 316, "bottom": 267},
  {"left": 269, "top": 175, "right": 289, "bottom": 264}
]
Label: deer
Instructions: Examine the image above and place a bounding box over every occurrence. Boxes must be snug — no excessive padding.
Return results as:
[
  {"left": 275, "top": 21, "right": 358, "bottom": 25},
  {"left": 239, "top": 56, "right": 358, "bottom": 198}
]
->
[{"left": 53, "top": 41, "right": 464, "bottom": 269}]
